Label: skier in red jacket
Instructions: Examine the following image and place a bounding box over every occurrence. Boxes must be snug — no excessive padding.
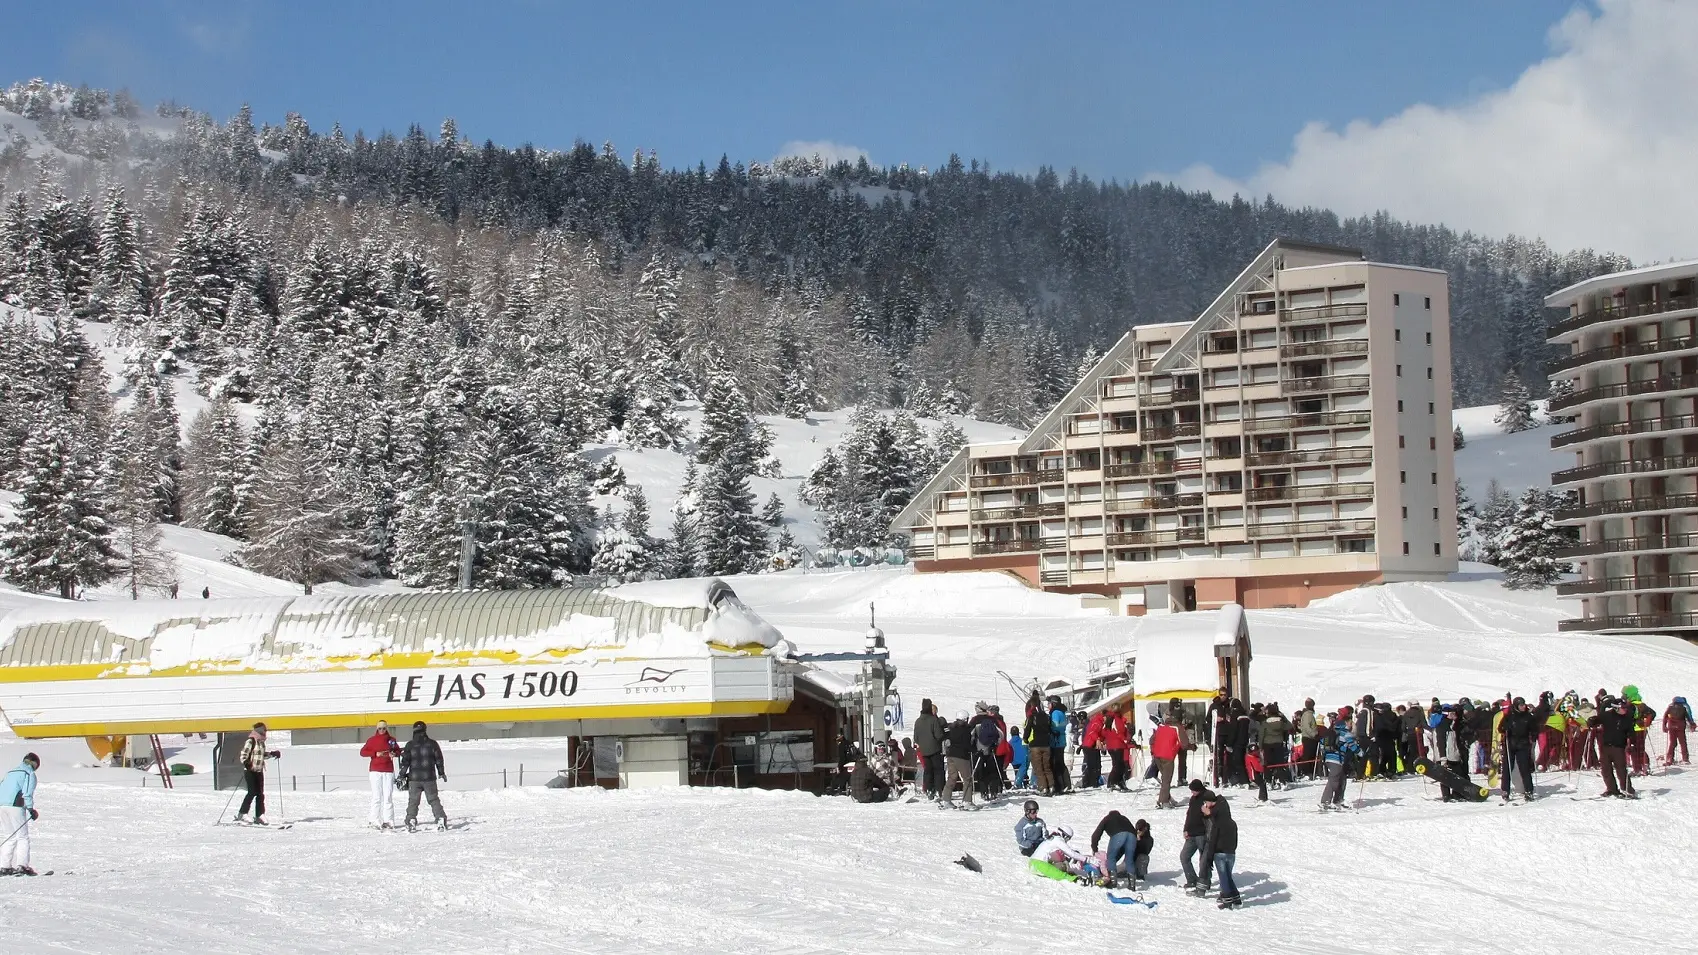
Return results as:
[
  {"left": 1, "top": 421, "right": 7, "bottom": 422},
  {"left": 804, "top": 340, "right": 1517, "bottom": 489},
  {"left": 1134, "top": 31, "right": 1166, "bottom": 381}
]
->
[
  {"left": 360, "top": 720, "right": 403, "bottom": 829},
  {"left": 1150, "top": 717, "right": 1181, "bottom": 808}
]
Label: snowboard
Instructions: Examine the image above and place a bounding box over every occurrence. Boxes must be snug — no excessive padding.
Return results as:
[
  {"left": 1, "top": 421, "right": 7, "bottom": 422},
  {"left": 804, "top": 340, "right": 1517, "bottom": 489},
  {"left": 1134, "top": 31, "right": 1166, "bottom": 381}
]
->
[{"left": 1412, "top": 760, "right": 1490, "bottom": 802}]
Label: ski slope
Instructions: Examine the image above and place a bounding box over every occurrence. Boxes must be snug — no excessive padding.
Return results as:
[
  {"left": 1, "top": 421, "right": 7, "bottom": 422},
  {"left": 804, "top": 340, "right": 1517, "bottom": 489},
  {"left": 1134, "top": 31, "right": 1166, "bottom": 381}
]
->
[{"left": 4, "top": 566, "right": 1698, "bottom": 953}]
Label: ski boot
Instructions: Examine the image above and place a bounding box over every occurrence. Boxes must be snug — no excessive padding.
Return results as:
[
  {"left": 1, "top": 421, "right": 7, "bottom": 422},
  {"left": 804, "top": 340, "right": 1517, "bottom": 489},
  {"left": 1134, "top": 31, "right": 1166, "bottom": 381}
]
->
[
  {"left": 436, "top": 818, "right": 448, "bottom": 831},
  {"left": 1217, "top": 896, "right": 1242, "bottom": 910},
  {"left": 251, "top": 817, "right": 268, "bottom": 826},
  {"left": 1187, "top": 884, "right": 1212, "bottom": 898},
  {"left": 381, "top": 822, "right": 393, "bottom": 830},
  {"left": 405, "top": 818, "right": 418, "bottom": 832},
  {"left": 233, "top": 813, "right": 247, "bottom": 825},
  {"left": 0, "top": 867, "right": 13, "bottom": 876},
  {"left": 15, "top": 866, "right": 37, "bottom": 877}
]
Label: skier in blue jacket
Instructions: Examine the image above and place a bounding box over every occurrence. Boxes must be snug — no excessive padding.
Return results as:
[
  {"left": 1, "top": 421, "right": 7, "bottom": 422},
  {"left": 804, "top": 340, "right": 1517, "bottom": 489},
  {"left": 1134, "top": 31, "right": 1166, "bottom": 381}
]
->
[
  {"left": 1049, "top": 699, "right": 1072, "bottom": 793},
  {"left": 1015, "top": 799, "right": 1046, "bottom": 856},
  {"left": 1009, "top": 726, "right": 1030, "bottom": 789},
  {"left": 0, "top": 753, "right": 40, "bottom": 876}
]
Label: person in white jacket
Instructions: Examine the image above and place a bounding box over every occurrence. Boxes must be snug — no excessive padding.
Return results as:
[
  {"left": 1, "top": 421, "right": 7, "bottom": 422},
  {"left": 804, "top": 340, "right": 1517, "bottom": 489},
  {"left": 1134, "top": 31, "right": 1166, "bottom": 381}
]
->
[{"left": 1030, "top": 825, "right": 1101, "bottom": 880}]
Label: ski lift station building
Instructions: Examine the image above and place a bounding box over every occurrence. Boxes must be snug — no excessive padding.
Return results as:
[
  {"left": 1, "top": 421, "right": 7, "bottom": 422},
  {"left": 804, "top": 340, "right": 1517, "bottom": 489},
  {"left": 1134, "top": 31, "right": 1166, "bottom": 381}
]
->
[
  {"left": 1077, "top": 602, "right": 1252, "bottom": 733},
  {"left": 0, "top": 580, "right": 879, "bottom": 791}
]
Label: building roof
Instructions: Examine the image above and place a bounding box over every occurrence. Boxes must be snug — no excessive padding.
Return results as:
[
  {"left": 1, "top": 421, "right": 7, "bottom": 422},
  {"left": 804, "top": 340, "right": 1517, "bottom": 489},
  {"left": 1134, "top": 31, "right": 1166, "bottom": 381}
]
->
[
  {"left": 1544, "top": 258, "right": 1698, "bottom": 308},
  {"left": 0, "top": 582, "right": 786, "bottom": 673}
]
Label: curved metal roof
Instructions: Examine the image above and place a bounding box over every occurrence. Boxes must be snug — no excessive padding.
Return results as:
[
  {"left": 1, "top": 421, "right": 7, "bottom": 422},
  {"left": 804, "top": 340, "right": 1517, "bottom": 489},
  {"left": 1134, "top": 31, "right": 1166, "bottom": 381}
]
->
[{"left": 0, "top": 585, "right": 738, "bottom": 670}]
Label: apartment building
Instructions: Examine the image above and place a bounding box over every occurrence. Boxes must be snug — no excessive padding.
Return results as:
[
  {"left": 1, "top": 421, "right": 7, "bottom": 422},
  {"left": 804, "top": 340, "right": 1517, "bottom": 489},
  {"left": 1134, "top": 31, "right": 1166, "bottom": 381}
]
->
[
  {"left": 891, "top": 239, "right": 1457, "bottom": 614},
  {"left": 1546, "top": 259, "right": 1698, "bottom": 637}
]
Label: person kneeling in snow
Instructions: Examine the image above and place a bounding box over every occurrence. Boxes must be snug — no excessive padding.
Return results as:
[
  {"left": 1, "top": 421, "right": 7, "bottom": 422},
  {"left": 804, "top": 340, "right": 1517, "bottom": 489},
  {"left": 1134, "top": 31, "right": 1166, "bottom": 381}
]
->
[
  {"left": 1015, "top": 799, "right": 1046, "bottom": 856},
  {"left": 849, "top": 756, "right": 890, "bottom": 804}
]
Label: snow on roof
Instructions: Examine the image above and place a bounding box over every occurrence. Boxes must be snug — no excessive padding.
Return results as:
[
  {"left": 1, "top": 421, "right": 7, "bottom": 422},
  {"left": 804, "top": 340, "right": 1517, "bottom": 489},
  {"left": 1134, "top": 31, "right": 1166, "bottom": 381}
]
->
[
  {"left": 1132, "top": 613, "right": 1227, "bottom": 700},
  {"left": 0, "top": 581, "right": 786, "bottom": 672},
  {"left": 1545, "top": 258, "right": 1698, "bottom": 306}
]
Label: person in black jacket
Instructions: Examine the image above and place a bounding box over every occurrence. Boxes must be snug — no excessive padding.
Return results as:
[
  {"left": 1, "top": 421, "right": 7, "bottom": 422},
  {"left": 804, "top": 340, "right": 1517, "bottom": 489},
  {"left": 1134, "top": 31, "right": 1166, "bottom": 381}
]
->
[
  {"left": 400, "top": 720, "right": 448, "bottom": 830},
  {"left": 940, "top": 710, "right": 976, "bottom": 809},
  {"left": 1091, "top": 810, "right": 1142, "bottom": 889},
  {"left": 1589, "top": 697, "right": 1639, "bottom": 798},
  {"left": 1497, "top": 696, "right": 1544, "bottom": 802},
  {"left": 1025, "top": 692, "right": 1056, "bottom": 796},
  {"left": 1374, "top": 702, "right": 1401, "bottom": 778},
  {"left": 1198, "top": 796, "right": 1240, "bottom": 909},
  {"left": 912, "top": 699, "right": 945, "bottom": 800},
  {"left": 1179, "top": 780, "right": 1216, "bottom": 891}
]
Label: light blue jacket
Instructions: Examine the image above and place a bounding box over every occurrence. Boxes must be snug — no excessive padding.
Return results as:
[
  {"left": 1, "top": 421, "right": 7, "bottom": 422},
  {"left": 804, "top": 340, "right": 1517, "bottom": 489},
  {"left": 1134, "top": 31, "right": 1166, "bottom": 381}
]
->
[
  {"left": 1015, "top": 815, "right": 1046, "bottom": 850},
  {"left": 1051, "top": 709, "right": 1068, "bottom": 749},
  {"left": 0, "top": 761, "right": 36, "bottom": 810}
]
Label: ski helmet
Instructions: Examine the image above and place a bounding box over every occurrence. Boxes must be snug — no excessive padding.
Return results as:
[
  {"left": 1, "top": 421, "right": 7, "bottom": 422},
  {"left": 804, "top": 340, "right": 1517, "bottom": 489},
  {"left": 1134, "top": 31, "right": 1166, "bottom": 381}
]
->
[
  {"left": 1023, "top": 799, "right": 1039, "bottom": 813},
  {"left": 1053, "top": 825, "right": 1074, "bottom": 841},
  {"left": 955, "top": 709, "right": 970, "bottom": 721},
  {"left": 1622, "top": 685, "right": 1642, "bottom": 703}
]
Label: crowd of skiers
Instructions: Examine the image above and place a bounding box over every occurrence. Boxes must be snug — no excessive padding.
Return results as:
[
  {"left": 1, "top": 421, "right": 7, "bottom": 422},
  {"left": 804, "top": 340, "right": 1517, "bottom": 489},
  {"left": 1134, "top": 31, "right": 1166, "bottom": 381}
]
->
[{"left": 863, "top": 684, "right": 1694, "bottom": 810}]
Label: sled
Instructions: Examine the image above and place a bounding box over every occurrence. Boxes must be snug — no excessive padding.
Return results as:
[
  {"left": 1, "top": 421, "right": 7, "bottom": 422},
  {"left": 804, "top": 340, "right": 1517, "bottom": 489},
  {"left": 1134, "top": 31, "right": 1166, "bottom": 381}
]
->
[{"left": 1029, "top": 858, "right": 1073, "bottom": 881}]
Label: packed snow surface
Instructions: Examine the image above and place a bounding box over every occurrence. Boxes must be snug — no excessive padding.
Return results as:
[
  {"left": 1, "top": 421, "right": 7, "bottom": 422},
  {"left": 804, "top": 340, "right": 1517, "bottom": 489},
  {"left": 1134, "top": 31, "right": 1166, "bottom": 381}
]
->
[{"left": 6, "top": 566, "right": 1698, "bottom": 953}]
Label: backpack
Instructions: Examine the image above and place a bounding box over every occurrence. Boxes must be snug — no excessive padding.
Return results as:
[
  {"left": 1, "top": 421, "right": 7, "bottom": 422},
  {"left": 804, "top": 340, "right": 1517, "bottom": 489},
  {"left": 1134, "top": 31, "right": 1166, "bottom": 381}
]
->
[{"left": 974, "top": 719, "right": 1000, "bottom": 754}]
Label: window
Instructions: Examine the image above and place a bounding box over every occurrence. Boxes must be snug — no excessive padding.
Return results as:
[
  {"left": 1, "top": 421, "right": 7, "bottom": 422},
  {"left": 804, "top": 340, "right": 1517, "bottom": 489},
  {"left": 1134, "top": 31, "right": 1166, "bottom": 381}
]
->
[
  {"left": 1427, "top": 367, "right": 1433, "bottom": 380},
  {"left": 1398, "top": 400, "right": 1405, "bottom": 412},
  {"left": 1397, "top": 364, "right": 1402, "bottom": 376},
  {"left": 1341, "top": 538, "right": 1373, "bottom": 554},
  {"left": 1431, "top": 472, "right": 1438, "bottom": 485},
  {"left": 1428, "top": 402, "right": 1435, "bottom": 414},
  {"left": 1394, "top": 293, "right": 1401, "bottom": 306},
  {"left": 1400, "top": 471, "right": 1407, "bottom": 484},
  {"left": 1433, "top": 507, "right": 1439, "bottom": 520},
  {"left": 1395, "top": 330, "right": 1401, "bottom": 342},
  {"left": 1426, "top": 332, "right": 1432, "bottom": 344},
  {"left": 1399, "top": 436, "right": 1406, "bottom": 448},
  {"left": 1433, "top": 543, "right": 1441, "bottom": 556},
  {"left": 1424, "top": 297, "right": 1431, "bottom": 310},
  {"left": 1402, "top": 542, "right": 1410, "bottom": 555},
  {"left": 1401, "top": 506, "right": 1408, "bottom": 519}
]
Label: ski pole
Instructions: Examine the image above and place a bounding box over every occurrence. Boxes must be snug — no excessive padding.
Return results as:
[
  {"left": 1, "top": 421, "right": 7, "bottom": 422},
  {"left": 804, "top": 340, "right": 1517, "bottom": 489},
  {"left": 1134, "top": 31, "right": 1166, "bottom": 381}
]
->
[
  {"left": 1, "top": 813, "right": 28, "bottom": 847},
  {"left": 215, "top": 785, "right": 240, "bottom": 826},
  {"left": 274, "top": 752, "right": 284, "bottom": 822}
]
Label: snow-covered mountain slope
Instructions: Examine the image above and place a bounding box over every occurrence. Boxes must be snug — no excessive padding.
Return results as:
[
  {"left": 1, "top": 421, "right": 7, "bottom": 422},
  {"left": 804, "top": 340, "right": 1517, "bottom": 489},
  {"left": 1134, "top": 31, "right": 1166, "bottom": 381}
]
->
[
  {"left": 2, "top": 565, "right": 1696, "bottom": 954},
  {"left": 1453, "top": 401, "right": 1569, "bottom": 497}
]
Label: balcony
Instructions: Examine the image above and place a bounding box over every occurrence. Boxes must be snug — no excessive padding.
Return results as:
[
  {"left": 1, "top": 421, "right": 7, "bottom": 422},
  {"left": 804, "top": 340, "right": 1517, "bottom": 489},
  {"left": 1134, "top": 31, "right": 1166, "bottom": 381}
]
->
[
  {"left": 1144, "top": 422, "right": 1202, "bottom": 442},
  {"left": 1551, "top": 413, "right": 1698, "bottom": 449},
  {"left": 1284, "top": 375, "right": 1371, "bottom": 395},
  {"left": 1243, "top": 411, "right": 1373, "bottom": 433},
  {"left": 1558, "top": 612, "right": 1698, "bottom": 632},
  {"left": 1548, "top": 373, "right": 1698, "bottom": 413},
  {"left": 1104, "top": 459, "right": 1191, "bottom": 478},
  {"left": 1140, "top": 389, "right": 1201, "bottom": 406},
  {"left": 1548, "top": 334, "right": 1698, "bottom": 374},
  {"left": 1548, "top": 294, "right": 1698, "bottom": 339},
  {"left": 969, "top": 472, "right": 1040, "bottom": 489},
  {"left": 1281, "top": 340, "right": 1369, "bottom": 359},
  {"left": 1552, "top": 453, "right": 1698, "bottom": 485},
  {"left": 1280, "top": 303, "right": 1369, "bottom": 325},
  {"left": 970, "top": 540, "right": 1038, "bottom": 556},
  {"left": 1039, "top": 569, "right": 1069, "bottom": 585},
  {"left": 1557, "top": 572, "right": 1698, "bottom": 597},
  {"left": 1105, "top": 528, "right": 1205, "bottom": 547},
  {"left": 1245, "top": 447, "right": 1374, "bottom": 468},
  {"left": 1557, "top": 532, "right": 1698, "bottom": 559},
  {"left": 1106, "top": 493, "right": 1206, "bottom": 511},
  {"left": 1245, "top": 482, "right": 1375, "bottom": 502},
  {"left": 1555, "top": 493, "right": 1698, "bottom": 522},
  {"left": 1246, "top": 518, "right": 1377, "bottom": 539},
  {"left": 907, "top": 544, "right": 935, "bottom": 560},
  {"left": 971, "top": 503, "right": 1066, "bottom": 522}
]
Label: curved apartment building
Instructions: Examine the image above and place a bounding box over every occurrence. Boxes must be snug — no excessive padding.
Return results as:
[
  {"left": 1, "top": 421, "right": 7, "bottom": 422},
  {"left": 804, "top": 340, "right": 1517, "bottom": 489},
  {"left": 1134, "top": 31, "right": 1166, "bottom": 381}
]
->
[
  {"left": 1546, "top": 261, "right": 1698, "bottom": 636},
  {"left": 891, "top": 239, "right": 1457, "bottom": 615}
]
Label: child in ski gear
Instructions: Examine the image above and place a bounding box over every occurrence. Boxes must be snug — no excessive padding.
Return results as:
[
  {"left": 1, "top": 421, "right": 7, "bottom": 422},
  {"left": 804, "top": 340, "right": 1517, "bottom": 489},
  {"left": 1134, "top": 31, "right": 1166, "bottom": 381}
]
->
[
  {"left": 849, "top": 756, "right": 891, "bottom": 804},
  {"left": 1663, "top": 697, "right": 1694, "bottom": 764},
  {"left": 1200, "top": 796, "right": 1240, "bottom": 908},
  {"left": 236, "top": 722, "right": 280, "bottom": 824},
  {"left": 0, "top": 753, "right": 40, "bottom": 876},
  {"left": 1245, "top": 743, "right": 1268, "bottom": 801},
  {"left": 1031, "top": 824, "right": 1100, "bottom": 881},
  {"left": 360, "top": 720, "right": 402, "bottom": 828},
  {"left": 1180, "top": 780, "right": 1216, "bottom": 890},
  {"left": 401, "top": 720, "right": 449, "bottom": 828},
  {"left": 1320, "top": 710, "right": 1359, "bottom": 809},
  {"left": 1009, "top": 725, "right": 1030, "bottom": 789},
  {"left": 941, "top": 710, "right": 976, "bottom": 809},
  {"left": 1015, "top": 800, "right": 1045, "bottom": 856}
]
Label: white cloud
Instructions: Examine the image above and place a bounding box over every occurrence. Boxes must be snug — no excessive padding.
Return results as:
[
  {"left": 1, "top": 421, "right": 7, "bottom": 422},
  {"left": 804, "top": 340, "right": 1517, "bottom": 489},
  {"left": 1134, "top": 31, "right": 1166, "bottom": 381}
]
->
[
  {"left": 1160, "top": 0, "right": 1698, "bottom": 262},
  {"left": 775, "top": 139, "right": 871, "bottom": 166}
]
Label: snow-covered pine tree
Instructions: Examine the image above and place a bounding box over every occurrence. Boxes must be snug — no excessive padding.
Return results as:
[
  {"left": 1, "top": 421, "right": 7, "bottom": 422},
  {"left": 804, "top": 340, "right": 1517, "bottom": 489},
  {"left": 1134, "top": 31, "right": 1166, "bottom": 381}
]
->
[
  {"left": 1453, "top": 425, "right": 1465, "bottom": 450},
  {"left": 591, "top": 489, "right": 658, "bottom": 584},
  {"left": 105, "top": 417, "right": 176, "bottom": 599},
  {"left": 770, "top": 527, "right": 801, "bottom": 571},
  {"left": 695, "top": 372, "right": 770, "bottom": 478},
  {"left": 1494, "top": 370, "right": 1535, "bottom": 434},
  {"left": 760, "top": 492, "right": 785, "bottom": 528},
  {"left": 1455, "top": 480, "right": 1479, "bottom": 559},
  {"left": 0, "top": 416, "right": 120, "bottom": 598},
  {"left": 1474, "top": 479, "right": 1516, "bottom": 567},
  {"left": 1497, "top": 488, "right": 1569, "bottom": 589},
  {"left": 181, "top": 398, "right": 251, "bottom": 539},
  {"left": 1546, "top": 378, "right": 1577, "bottom": 424},
  {"left": 242, "top": 429, "right": 362, "bottom": 594},
  {"left": 694, "top": 459, "right": 767, "bottom": 576}
]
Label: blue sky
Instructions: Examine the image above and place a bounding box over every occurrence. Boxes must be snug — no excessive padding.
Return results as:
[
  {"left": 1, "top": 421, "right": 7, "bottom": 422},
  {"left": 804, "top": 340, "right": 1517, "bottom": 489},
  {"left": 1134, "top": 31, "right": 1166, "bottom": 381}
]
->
[{"left": 8, "top": 1, "right": 1563, "bottom": 180}]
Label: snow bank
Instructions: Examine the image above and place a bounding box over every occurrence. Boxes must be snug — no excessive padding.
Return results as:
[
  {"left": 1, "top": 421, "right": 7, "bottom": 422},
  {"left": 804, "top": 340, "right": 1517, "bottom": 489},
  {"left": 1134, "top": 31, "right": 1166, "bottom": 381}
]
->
[{"left": 728, "top": 566, "right": 1107, "bottom": 620}]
